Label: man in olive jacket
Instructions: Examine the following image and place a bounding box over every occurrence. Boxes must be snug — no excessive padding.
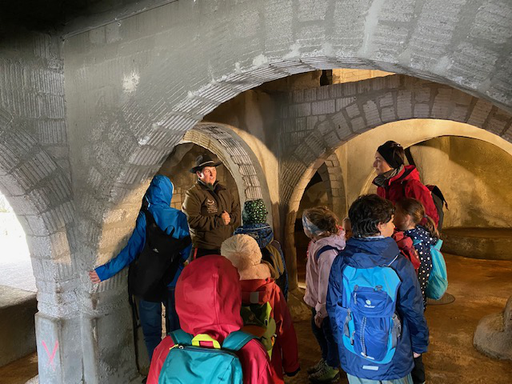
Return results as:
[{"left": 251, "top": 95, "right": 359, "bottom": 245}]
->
[{"left": 182, "top": 154, "right": 240, "bottom": 258}]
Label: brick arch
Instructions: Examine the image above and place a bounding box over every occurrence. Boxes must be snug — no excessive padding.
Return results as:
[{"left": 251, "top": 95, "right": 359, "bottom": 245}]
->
[
  {"left": 279, "top": 75, "right": 512, "bottom": 207},
  {"left": 0, "top": 107, "right": 76, "bottom": 316},
  {"left": 316, "top": 153, "right": 345, "bottom": 220}
]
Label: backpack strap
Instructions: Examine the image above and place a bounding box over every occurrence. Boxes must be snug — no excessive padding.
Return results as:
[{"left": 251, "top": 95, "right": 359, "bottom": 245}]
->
[
  {"left": 222, "top": 331, "right": 256, "bottom": 352},
  {"left": 386, "top": 253, "right": 400, "bottom": 267},
  {"left": 170, "top": 329, "right": 193, "bottom": 346},
  {"left": 315, "top": 245, "right": 340, "bottom": 261}
]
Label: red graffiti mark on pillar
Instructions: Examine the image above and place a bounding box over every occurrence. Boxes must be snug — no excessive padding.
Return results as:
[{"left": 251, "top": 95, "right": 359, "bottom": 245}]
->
[{"left": 42, "top": 340, "right": 59, "bottom": 370}]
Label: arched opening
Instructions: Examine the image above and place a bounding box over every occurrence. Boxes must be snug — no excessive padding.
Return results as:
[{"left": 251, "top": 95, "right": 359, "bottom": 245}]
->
[
  {"left": 0, "top": 191, "right": 38, "bottom": 379},
  {"left": 0, "top": 193, "right": 35, "bottom": 292}
]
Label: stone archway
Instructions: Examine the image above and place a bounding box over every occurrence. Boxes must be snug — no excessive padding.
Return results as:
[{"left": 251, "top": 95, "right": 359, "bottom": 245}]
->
[
  {"left": 316, "top": 153, "right": 345, "bottom": 220},
  {"left": 0, "top": 108, "right": 79, "bottom": 381}
]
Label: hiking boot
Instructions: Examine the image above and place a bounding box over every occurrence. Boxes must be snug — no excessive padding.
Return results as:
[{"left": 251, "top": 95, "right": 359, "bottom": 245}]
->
[
  {"left": 307, "top": 358, "right": 325, "bottom": 374},
  {"left": 308, "top": 363, "right": 339, "bottom": 383}
]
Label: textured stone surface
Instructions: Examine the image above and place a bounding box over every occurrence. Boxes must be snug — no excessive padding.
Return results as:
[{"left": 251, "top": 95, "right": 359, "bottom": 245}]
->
[{"left": 474, "top": 296, "right": 512, "bottom": 360}]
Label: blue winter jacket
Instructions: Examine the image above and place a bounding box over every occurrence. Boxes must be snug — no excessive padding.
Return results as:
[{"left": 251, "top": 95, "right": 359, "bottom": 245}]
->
[
  {"left": 95, "top": 175, "right": 191, "bottom": 288},
  {"left": 326, "top": 236, "right": 429, "bottom": 380}
]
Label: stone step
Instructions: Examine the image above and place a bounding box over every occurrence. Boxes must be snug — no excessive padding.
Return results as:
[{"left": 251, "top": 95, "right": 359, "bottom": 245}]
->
[
  {"left": 0, "top": 285, "right": 37, "bottom": 368},
  {"left": 441, "top": 228, "right": 512, "bottom": 260}
]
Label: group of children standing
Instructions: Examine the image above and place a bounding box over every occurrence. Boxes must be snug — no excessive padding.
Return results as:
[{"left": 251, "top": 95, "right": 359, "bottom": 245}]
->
[
  {"left": 303, "top": 194, "right": 439, "bottom": 384},
  {"left": 145, "top": 191, "right": 438, "bottom": 384}
]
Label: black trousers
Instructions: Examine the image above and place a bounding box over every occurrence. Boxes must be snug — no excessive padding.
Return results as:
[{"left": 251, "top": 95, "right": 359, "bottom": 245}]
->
[{"left": 411, "top": 355, "right": 425, "bottom": 384}]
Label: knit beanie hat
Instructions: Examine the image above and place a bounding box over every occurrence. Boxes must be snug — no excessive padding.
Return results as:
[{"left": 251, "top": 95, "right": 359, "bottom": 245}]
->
[
  {"left": 242, "top": 199, "right": 268, "bottom": 225},
  {"left": 221, "top": 235, "right": 270, "bottom": 280},
  {"left": 377, "top": 141, "right": 405, "bottom": 169}
]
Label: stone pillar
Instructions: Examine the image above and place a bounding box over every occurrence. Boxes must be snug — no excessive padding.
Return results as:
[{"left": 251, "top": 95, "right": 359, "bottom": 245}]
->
[
  {"left": 473, "top": 295, "right": 512, "bottom": 360},
  {"left": 35, "top": 314, "right": 83, "bottom": 383}
]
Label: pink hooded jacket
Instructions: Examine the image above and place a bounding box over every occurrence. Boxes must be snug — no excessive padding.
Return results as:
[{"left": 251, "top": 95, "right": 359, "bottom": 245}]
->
[{"left": 304, "top": 232, "right": 346, "bottom": 318}]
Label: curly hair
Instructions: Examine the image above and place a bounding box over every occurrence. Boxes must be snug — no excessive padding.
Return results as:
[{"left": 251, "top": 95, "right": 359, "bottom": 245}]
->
[{"left": 348, "top": 194, "right": 395, "bottom": 238}]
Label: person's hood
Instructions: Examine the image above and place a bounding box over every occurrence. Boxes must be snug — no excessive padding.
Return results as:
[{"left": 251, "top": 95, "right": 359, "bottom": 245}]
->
[
  {"left": 240, "top": 278, "right": 274, "bottom": 305},
  {"left": 309, "top": 233, "right": 346, "bottom": 257},
  {"left": 234, "top": 224, "right": 274, "bottom": 248},
  {"left": 145, "top": 175, "right": 174, "bottom": 207},
  {"left": 373, "top": 165, "right": 420, "bottom": 188},
  {"left": 389, "top": 165, "right": 421, "bottom": 184},
  {"left": 175, "top": 255, "right": 243, "bottom": 342},
  {"left": 342, "top": 236, "right": 400, "bottom": 268},
  {"left": 144, "top": 175, "right": 189, "bottom": 238}
]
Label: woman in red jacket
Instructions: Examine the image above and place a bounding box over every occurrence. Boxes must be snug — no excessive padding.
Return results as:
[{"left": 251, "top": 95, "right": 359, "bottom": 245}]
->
[
  {"left": 372, "top": 140, "right": 439, "bottom": 226},
  {"left": 147, "top": 255, "right": 274, "bottom": 384}
]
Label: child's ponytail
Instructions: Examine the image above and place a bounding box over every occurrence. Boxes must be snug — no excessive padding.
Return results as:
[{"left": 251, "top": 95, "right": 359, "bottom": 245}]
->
[{"left": 422, "top": 215, "right": 439, "bottom": 239}]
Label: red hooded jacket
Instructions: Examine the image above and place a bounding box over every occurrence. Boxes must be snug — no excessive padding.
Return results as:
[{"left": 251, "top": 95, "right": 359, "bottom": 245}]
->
[
  {"left": 375, "top": 165, "right": 439, "bottom": 226},
  {"left": 147, "top": 256, "right": 274, "bottom": 384},
  {"left": 240, "top": 279, "right": 300, "bottom": 382}
]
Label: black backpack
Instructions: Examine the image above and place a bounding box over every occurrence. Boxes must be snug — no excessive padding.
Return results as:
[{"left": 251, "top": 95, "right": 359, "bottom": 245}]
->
[
  {"left": 128, "top": 206, "right": 191, "bottom": 302},
  {"left": 404, "top": 148, "right": 448, "bottom": 230},
  {"left": 425, "top": 184, "right": 448, "bottom": 231}
]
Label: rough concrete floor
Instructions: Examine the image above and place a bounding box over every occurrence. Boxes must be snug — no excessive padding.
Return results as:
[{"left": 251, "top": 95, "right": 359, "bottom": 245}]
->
[
  {"left": 0, "top": 353, "right": 37, "bottom": 384},
  {"left": 286, "top": 253, "right": 512, "bottom": 384},
  {"left": 0, "top": 254, "right": 511, "bottom": 384}
]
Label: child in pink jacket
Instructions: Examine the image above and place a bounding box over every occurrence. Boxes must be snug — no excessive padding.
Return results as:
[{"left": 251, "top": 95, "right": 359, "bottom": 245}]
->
[{"left": 303, "top": 207, "right": 345, "bottom": 383}]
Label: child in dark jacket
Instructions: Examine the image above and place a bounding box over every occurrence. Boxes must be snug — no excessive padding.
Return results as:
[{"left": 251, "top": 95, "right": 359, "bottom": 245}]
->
[
  {"left": 234, "top": 199, "right": 289, "bottom": 298},
  {"left": 221, "top": 234, "right": 300, "bottom": 384},
  {"left": 327, "top": 194, "right": 429, "bottom": 384},
  {"left": 394, "top": 198, "right": 439, "bottom": 384},
  {"left": 394, "top": 198, "right": 439, "bottom": 307}
]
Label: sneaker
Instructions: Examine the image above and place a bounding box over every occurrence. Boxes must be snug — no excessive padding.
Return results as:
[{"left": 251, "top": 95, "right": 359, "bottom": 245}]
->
[
  {"left": 307, "top": 358, "right": 325, "bottom": 374},
  {"left": 309, "top": 363, "right": 339, "bottom": 383}
]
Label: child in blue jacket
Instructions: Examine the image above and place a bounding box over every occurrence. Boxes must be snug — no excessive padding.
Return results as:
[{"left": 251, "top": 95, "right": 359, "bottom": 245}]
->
[
  {"left": 327, "top": 194, "right": 429, "bottom": 384},
  {"left": 89, "top": 175, "right": 191, "bottom": 360}
]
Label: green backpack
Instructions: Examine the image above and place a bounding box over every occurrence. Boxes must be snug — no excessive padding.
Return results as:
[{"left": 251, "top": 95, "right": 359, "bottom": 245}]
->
[{"left": 240, "top": 302, "right": 277, "bottom": 358}]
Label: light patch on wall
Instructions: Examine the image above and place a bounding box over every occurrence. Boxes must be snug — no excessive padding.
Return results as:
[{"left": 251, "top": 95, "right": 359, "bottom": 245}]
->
[
  {"left": 252, "top": 54, "right": 269, "bottom": 67},
  {"left": 122, "top": 71, "right": 140, "bottom": 94},
  {"left": 283, "top": 43, "right": 301, "bottom": 60}
]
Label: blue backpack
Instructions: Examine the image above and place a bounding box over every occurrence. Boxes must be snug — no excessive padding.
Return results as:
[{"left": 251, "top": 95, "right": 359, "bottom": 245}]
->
[
  {"left": 158, "top": 330, "right": 255, "bottom": 384},
  {"left": 335, "top": 255, "right": 402, "bottom": 364},
  {"left": 414, "top": 238, "right": 448, "bottom": 300}
]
